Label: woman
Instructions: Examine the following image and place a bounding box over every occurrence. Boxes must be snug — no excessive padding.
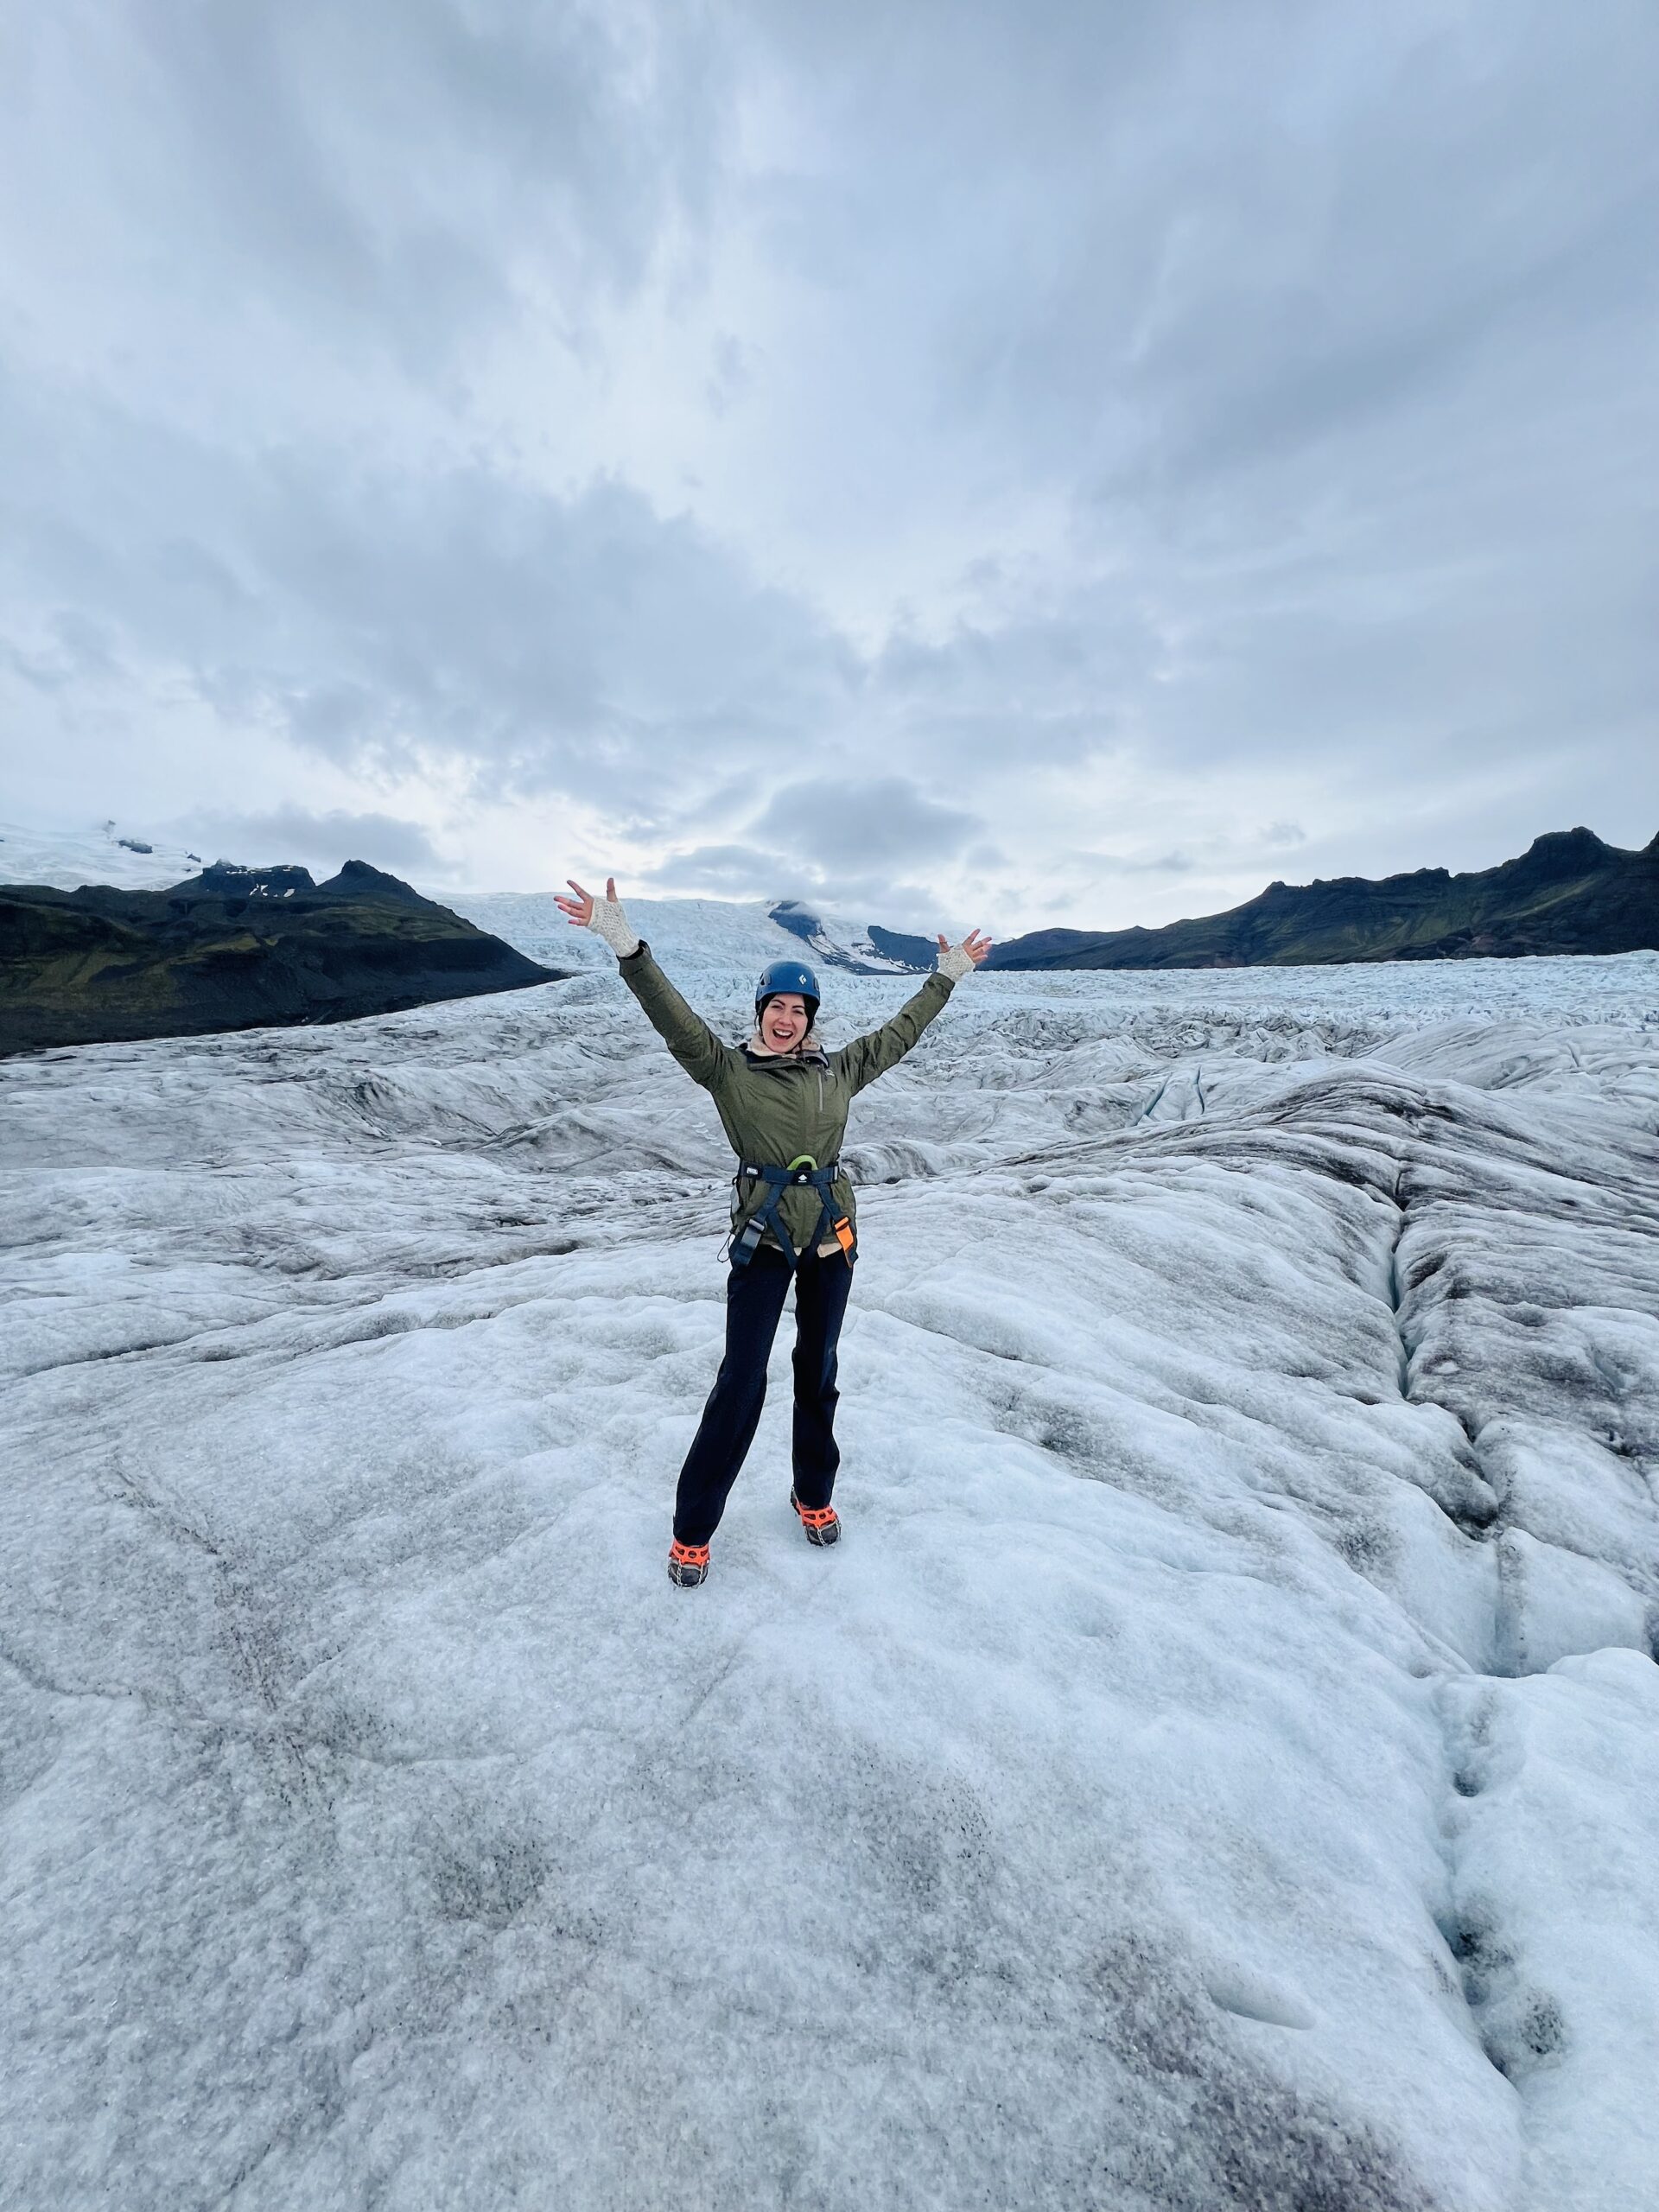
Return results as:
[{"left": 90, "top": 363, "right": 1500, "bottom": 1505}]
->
[{"left": 553, "top": 876, "right": 991, "bottom": 1586}]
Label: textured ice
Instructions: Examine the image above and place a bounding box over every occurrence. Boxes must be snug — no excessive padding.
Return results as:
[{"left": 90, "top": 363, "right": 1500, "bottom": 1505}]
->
[
  {"left": 0, "top": 818, "right": 210, "bottom": 892},
  {"left": 451, "top": 889, "right": 932, "bottom": 980},
  {"left": 3, "top": 951, "right": 1657, "bottom": 2209}
]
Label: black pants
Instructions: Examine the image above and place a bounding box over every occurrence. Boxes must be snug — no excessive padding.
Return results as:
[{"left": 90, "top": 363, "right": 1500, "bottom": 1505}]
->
[{"left": 673, "top": 1245, "right": 855, "bottom": 1546}]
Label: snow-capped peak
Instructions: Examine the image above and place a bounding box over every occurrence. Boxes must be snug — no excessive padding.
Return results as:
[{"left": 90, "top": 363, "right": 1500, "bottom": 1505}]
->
[{"left": 766, "top": 899, "right": 927, "bottom": 974}]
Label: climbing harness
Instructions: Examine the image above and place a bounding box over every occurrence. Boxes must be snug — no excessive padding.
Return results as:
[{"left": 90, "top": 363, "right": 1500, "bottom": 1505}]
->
[{"left": 728, "top": 1153, "right": 855, "bottom": 1269}]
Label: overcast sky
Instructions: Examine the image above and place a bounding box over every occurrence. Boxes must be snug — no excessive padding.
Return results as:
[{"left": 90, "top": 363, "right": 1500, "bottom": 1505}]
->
[{"left": 2, "top": 0, "right": 1655, "bottom": 933}]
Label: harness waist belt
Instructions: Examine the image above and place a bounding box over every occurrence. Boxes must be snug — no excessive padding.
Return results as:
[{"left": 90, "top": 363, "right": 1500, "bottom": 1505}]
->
[
  {"left": 737, "top": 1160, "right": 841, "bottom": 1185},
  {"left": 729, "top": 1160, "right": 852, "bottom": 1270}
]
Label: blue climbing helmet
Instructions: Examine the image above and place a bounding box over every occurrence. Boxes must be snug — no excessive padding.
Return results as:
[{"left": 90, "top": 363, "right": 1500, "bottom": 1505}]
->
[{"left": 754, "top": 957, "right": 820, "bottom": 1026}]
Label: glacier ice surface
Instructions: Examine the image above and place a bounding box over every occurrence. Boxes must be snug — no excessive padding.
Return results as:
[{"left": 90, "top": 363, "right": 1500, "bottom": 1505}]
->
[{"left": 3, "top": 945, "right": 1657, "bottom": 2210}]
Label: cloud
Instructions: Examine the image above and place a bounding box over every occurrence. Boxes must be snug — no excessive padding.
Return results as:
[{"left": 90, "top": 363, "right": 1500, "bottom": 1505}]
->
[
  {"left": 1077, "top": 849, "right": 1196, "bottom": 877},
  {"left": 0, "top": 370, "right": 857, "bottom": 806},
  {"left": 707, "top": 332, "right": 760, "bottom": 418},
  {"left": 747, "top": 777, "right": 982, "bottom": 868},
  {"left": 175, "top": 805, "right": 451, "bottom": 880},
  {"left": 641, "top": 776, "right": 991, "bottom": 920},
  {"left": 3, "top": 1, "right": 730, "bottom": 391},
  {"left": 2, "top": 0, "right": 1656, "bottom": 927},
  {"left": 639, "top": 793, "right": 982, "bottom": 925},
  {"left": 639, "top": 842, "right": 798, "bottom": 896}
]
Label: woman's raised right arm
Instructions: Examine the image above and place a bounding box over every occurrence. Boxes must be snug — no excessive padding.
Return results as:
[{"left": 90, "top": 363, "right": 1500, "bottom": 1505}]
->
[{"left": 555, "top": 876, "right": 730, "bottom": 1091}]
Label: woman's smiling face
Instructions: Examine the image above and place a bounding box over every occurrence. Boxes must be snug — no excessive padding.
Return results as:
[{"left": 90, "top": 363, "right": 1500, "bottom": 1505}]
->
[{"left": 760, "top": 993, "right": 809, "bottom": 1051}]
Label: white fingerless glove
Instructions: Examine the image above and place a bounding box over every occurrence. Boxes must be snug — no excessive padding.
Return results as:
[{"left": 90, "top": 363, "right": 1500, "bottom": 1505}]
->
[
  {"left": 936, "top": 944, "right": 974, "bottom": 983},
  {"left": 588, "top": 893, "right": 640, "bottom": 959}
]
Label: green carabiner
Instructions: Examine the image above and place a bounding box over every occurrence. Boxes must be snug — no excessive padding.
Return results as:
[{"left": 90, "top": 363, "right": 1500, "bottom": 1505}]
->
[{"left": 785, "top": 1154, "right": 817, "bottom": 1171}]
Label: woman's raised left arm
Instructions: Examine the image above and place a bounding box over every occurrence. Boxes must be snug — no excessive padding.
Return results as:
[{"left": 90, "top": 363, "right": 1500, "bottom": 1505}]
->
[{"left": 836, "top": 928, "right": 992, "bottom": 1093}]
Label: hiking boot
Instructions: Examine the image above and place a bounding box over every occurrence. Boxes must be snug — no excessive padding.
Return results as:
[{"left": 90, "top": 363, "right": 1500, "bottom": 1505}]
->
[
  {"left": 668, "top": 1540, "right": 710, "bottom": 1587},
  {"left": 791, "top": 1491, "right": 841, "bottom": 1547}
]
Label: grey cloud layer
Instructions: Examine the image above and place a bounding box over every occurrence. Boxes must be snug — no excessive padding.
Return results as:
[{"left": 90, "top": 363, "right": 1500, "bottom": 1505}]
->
[
  {"left": 639, "top": 776, "right": 985, "bottom": 908},
  {"left": 0, "top": 374, "right": 855, "bottom": 807},
  {"left": 749, "top": 779, "right": 981, "bottom": 868},
  {"left": 3, "top": 0, "right": 1656, "bottom": 918},
  {"left": 10, "top": 0, "right": 728, "bottom": 380},
  {"left": 175, "top": 805, "right": 450, "bottom": 880}
]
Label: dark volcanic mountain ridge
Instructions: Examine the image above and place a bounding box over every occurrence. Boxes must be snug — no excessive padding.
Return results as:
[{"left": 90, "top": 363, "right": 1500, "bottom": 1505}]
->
[
  {"left": 988, "top": 829, "right": 1659, "bottom": 971},
  {"left": 0, "top": 860, "right": 560, "bottom": 1054}
]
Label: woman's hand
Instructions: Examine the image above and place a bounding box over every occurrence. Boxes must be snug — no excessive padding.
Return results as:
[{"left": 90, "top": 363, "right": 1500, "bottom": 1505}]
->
[
  {"left": 553, "top": 876, "right": 616, "bottom": 927},
  {"left": 935, "top": 928, "right": 992, "bottom": 982},
  {"left": 936, "top": 928, "right": 993, "bottom": 967},
  {"left": 555, "top": 876, "right": 639, "bottom": 958}
]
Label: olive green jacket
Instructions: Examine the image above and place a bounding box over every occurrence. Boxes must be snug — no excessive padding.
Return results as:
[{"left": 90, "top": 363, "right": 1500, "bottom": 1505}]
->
[{"left": 617, "top": 941, "right": 957, "bottom": 1260}]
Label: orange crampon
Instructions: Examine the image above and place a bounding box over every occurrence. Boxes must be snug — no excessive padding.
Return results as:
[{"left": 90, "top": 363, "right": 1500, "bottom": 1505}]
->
[
  {"left": 790, "top": 1491, "right": 842, "bottom": 1547},
  {"left": 667, "top": 1539, "right": 711, "bottom": 1587}
]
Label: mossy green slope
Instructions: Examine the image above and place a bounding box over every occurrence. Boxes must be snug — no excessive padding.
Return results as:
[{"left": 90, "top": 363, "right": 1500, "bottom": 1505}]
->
[
  {"left": 0, "top": 861, "right": 559, "bottom": 1054},
  {"left": 990, "top": 829, "right": 1659, "bottom": 972}
]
